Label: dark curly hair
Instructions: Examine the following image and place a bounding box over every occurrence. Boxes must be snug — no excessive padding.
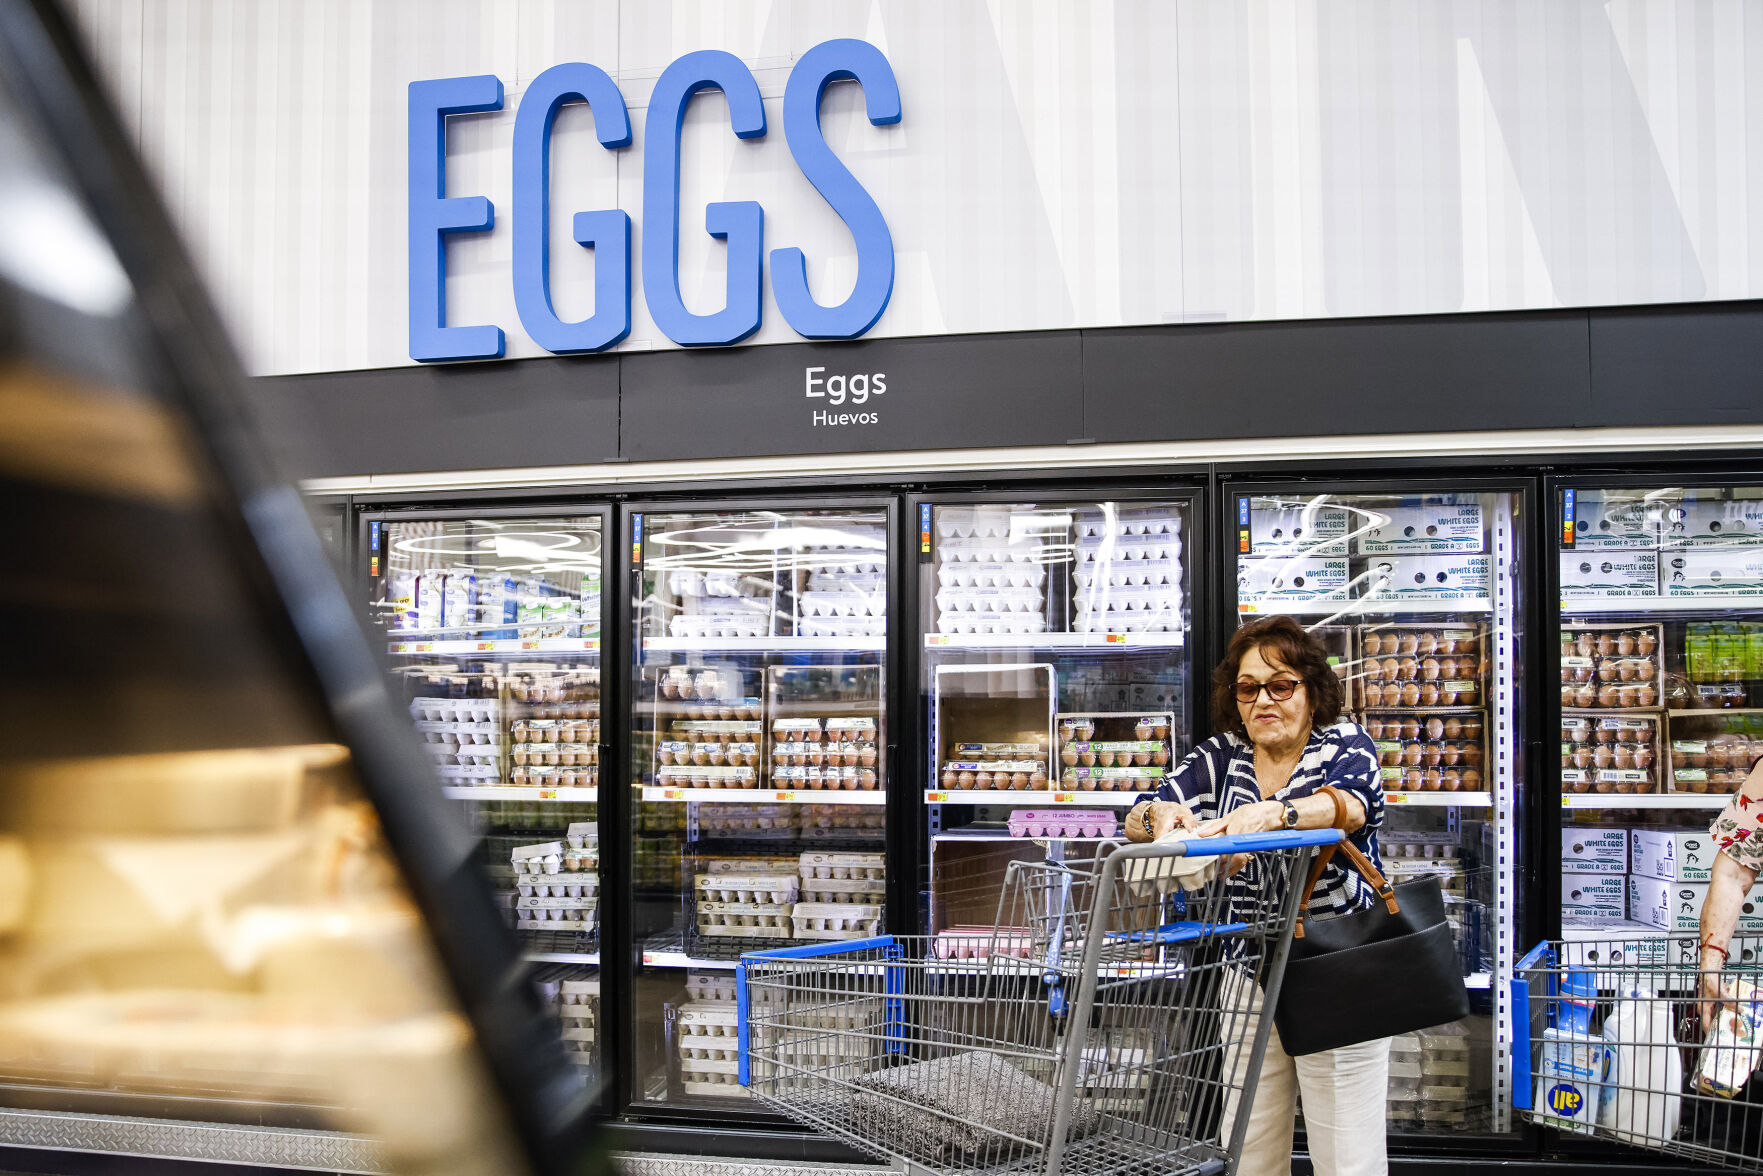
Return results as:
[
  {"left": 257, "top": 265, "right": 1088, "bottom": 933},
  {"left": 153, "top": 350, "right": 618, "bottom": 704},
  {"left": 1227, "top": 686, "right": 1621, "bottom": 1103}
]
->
[{"left": 1210, "top": 615, "right": 1344, "bottom": 736}]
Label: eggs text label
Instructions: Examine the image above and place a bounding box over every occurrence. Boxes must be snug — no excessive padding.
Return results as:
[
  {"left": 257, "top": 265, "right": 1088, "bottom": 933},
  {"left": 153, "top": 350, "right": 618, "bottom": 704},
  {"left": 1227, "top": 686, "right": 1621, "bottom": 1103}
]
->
[
  {"left": 409, "top": 40, "right": 901, "bottom": 362},
  {"left": 805, "top": 366, "right": 886, "bottom": 406},
  {"left": 813, "top": 410, "right": 880, "bottom": 427}
]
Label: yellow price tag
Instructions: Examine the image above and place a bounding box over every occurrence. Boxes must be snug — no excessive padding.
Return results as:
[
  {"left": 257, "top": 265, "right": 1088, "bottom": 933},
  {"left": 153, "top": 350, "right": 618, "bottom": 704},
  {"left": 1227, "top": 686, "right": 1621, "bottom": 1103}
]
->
[
  {"left": 415, "top": 643, "right": 433, "bottom": 652},
  {"left": 664, "top": 789, "right": 683, "bottom": 800},
  {"left": 539, "top": 789, "right": 557, "bottom": 800},
  {"left": 522, "top": 640, "right": 540, "bottom": 650},
  {"left": 476, "top": 642, "right": 494, "bottom": 651},
  {"left": 1053, "top": 792, "right": 1074, "bottom": 803},
  {"left": 926, "top": 792, "right": 948, "bottom": 803},
  {"left": 1106, "top": 634, "right": 1125, "bottom": 643},
  {"left": 774, "top": 791, "right": 795, "bottom": 801},
  {"left": 1386, "top": 792, "right": 1409, "bottom": 804}
]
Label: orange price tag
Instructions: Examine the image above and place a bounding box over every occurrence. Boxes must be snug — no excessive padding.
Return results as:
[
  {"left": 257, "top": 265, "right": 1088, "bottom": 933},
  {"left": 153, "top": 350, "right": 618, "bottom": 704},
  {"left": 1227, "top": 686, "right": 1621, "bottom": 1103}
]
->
[
  {"left": 539, "top": 790, "right": 557, "bottom": 800},
  {"left": 664, "top": 789, "right": 683, "bottom": 800},
  {"left": 1386, "top": 792, "right": 1408, "bottom": 804},
  {"left": 415, "top": 643, "right": 433, "bottom": 652},
  {"left": 522, "top": 640, "right": 540, "bottom": 650},
  {"left": 476, "top": 642, "right": 494, "bottom": 651},
  {"left": 1105, "top": 634, "right": 1125, "bottom": 643},
  {"left": 774, "top": 791, "right": 794, "bottom": 801},
  {"left": 1053, "top": 792, "right": 1075, "bottom": 802},
  {"left": 926, "top": 792, "right": 948, "bottom": 803}
]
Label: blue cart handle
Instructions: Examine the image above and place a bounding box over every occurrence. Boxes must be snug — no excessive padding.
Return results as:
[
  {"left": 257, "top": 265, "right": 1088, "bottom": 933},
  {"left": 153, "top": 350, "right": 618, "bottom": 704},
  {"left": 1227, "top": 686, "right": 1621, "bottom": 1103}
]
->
[
  {"left": 1155, "top": 828, "right": 1344, "bottom": 857},
  {"left": 739, "top": 935, "right": 896, "bottom": 963}
]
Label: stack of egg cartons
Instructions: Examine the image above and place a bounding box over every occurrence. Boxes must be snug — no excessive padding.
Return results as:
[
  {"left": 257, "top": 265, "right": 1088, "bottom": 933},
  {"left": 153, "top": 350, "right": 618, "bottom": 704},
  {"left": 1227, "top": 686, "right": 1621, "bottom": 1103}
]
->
[
  {"left": 532, "top": 965, "right": 598, "bottom": 1075},
  {"left": 795, "top": 523, "right": 887, "bottom": 639},
  {"left": 676, "top": 971, "right": 747, "bottom": 1099},
  {"left": 1415, "top": 1023, "right": 1472, "bottom": 1131},
  {"left": 694, "top": 858, "right": 799, "bottom": 946},
  {"left": 933, "top": 507, "right": 1049, "bottom": 636},
  {"left": 793, "top": 851, "right": 884, "bottom": 941},
  {"left": 510, "top": 823, "right": 598, "bottom": 934},
  {"left": 1071, "top": 506, "right": 1183, "bottom": 634},
  {"left": 1386, "top": 1032, "right": 1424, "bottom": 1130},
  {"left": 409, "top": 695, "right": 502, "bottom": 784}
]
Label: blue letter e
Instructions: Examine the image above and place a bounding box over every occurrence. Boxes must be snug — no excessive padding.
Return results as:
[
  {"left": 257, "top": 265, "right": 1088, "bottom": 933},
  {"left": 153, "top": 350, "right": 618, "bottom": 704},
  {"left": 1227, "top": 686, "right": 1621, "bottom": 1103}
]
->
[
  {"left": 408, "top": 75, "right": 504, "bottom": 362},
  {"left": 642, "top": 51, "right": 766, "bottom": 347},
  {"left": 772, "top": 40, "right": 900, "bottom": 339}
]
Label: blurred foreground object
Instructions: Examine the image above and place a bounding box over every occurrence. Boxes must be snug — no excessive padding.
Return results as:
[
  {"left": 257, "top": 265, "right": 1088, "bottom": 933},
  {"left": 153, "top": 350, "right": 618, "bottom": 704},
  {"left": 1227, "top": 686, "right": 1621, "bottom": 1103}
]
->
[{"left": 0, "top": 1, "right": 596, "bottom": 1171}]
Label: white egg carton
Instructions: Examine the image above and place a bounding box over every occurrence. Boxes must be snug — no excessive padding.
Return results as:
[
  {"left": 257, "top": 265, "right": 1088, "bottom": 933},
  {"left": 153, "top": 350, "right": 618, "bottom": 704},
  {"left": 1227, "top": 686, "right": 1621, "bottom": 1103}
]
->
[
  {"left": 1075, "top": 537, "right": 1182, "bottom": 563},
  {"left": 936, "top": 564, "right": 1049, "bottom": 590},
  {"left": 452, "top": 747, "right": 502, "bottom": 766},
  {"left": 409, "top": 698, "right": 501, "bottom": 723},
  {"left": 566, "top": 823, "right": 598, "bottom": 850},
  {"left": 436, "top": 764, "right": 502, "bottom": 780},
  {"left": 824, "top": 717, "right": 878, "bottom": 738},
  {"left": 560, "top": 978, "right": 599, "bottom": 1002},
  {"left": 798, "top": 591, "right": 883, "bottom": 618},
  {"left": 934, "top": 614, "right": 1050, "bottom": 635},
  {"left": 1074, "top": 560, "right": 1181, "bottom": 590},
  {"left": 516, "top": 915, "right": 597, "bottom": 932},
  {"left": 515, "top": 874, "right": 597, "bottom": 899},
  {"left": 936, "top": 538, "right": 1041, "bottom": 565},
  {"left": 695, "top": 874, "right": 799, "bottom": 904},
  {"left": 687, "top": 971, "right": 737, "bottom": 1003},
  {"left": 415, "top": 720, "right": 500, "bottom": 740},
  {"left": 669, "top": 615, "right": 771, "bottom": 639},
  {"left": 1074, "top": 510, "right": 1181, "bottom": 539},
  {"left": 799, "top": 879, "right": 885, "bottom": 904},
  {"left": 797, "top": 617, "right": 886, "bottom": 638},
  {"left": 934, "top": 587, "right": 1045, "bottom": 614},
  {"left": 790, "top": 903, "right": 882, "bottom": 940},
  {"left": 1074, "top": 590, "right": 1183, "bottom": 614},
  {"left": 697, "top": 903, "right": 794, "bottom": 934},
  {"left": 517, "top": 895, "right": 599, "bottom": 914},
  {"left": 700, "top": 807, "right": 793, "bottom": 833},
  {"left": 799, "top": 852, "right": 886, "bottom": 881}
]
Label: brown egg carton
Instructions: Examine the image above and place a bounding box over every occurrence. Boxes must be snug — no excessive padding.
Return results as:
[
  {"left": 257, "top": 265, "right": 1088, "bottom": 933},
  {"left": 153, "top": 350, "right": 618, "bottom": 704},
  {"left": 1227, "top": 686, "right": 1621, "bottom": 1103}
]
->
[
  {"left": 1368, "top": 712, "right": 1486, "bottom": 793},
  {"left": 1353, "top": 624, "right": 1485, "bottom": 711},
  {"left": 1379, "top": 764, "right": 1486, "bottom": 793},
  {"left": 1665, "top": 707, "right": 1763, "bottom": 794},
  {"left": 1561, "top": 710, "right": 1659, "bottom": 794},
  {"left": 1558, "top": 623, "right": 1664, "bottom": 711}
]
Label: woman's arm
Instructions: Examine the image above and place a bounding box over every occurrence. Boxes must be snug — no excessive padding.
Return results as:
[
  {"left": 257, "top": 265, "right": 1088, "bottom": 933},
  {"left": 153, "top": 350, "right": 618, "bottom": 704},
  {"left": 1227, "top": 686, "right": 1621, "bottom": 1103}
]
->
[
  {"left": 1700, "top": 761, "right": 1763, "bottom": 1028},
  {"left": 1123, "top": 740, "right": 1219, "bottom": 842}
]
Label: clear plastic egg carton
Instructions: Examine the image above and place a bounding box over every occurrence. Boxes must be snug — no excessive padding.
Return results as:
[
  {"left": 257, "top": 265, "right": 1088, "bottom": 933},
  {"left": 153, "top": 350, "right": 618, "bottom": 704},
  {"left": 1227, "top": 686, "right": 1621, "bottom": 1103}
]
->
[
  {"left": 672, "top": 718, "right": 765, "bottom": 742},
  {"left": 514, "top": 873, "right": 597, "bottom": 899},
  {"left": 773, "top": 764, "right": 878, "bottom": 790},
  {"left": 797, "top": 805, "right": 885, "bottom": 836},
  {"left": 799, "top": 851, "right": 885, "bottom": 881},
  {"left": 697, "top": 804, "right": 792, "bottom": 835},
  {"left": 656, "top": 668, "right": 751, "bottom": 703},
  {"left": 510, "top": 764, "right": 597, "bottom": 788},
  {"left": 511, "top": 718, "right": 597, "bottom": 744},
  {"left": 790, "top": 903, "right": 882, "bottom": 940},
  {"left": 511, "top": 742, "right": 598, "bottom": 767},
  {"left": 694, "top": 873, "right": 799, "bottom": 904},
  {"left": 409, "top": 697, "right": 501, "bottom": 723},
  {"left": 657, "top": 764, "right": 759, "bottom": 790},
  {"left": 696, "top": 902, "right": 794, "bottom": 935},
  {"left": 1006, "top": 809, "right": 1118, "bottom": 839},
  {"left": 658, "top": 740, "right": 759, "bottom": 767}
]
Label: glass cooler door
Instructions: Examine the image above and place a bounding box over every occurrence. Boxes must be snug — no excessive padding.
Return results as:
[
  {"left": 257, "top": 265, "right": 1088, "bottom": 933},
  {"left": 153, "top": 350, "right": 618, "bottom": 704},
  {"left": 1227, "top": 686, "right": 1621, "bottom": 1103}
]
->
[
  {"left": 1228, "top": 485, "right": 1527, "bottom": 1142},
  {"left": 364, "top": 511, "right": 608, "bottom": 1088},
  {"left": 626, "top": 502, "right": 891, "bottom": 1113},
  {"left": 916, "top": 493, "right": 1197, "bottom": 968},
  {"left": 1555, "top": 483, "right": 1763, "bottom": 961}
]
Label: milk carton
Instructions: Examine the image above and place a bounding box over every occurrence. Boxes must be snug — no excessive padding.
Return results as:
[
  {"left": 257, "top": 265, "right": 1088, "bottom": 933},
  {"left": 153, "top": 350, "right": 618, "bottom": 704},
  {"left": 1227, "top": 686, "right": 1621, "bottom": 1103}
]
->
[{"left": 1536, "top": 1028, "right": 1608, "bottom": 1133}]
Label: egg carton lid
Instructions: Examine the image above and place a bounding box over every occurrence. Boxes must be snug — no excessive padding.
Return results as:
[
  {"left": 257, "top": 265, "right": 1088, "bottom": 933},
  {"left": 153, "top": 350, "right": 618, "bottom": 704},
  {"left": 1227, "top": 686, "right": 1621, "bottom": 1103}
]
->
[
  {"left": 511, "top": 841, "right": 566, "bottom": 860},
  {"left": 695, "top": 874, "right": 801, "bottom": 890},
  {"left": 703, "top": 857, "right": 799, "bottom": 874},
  {"left": 697, "top": 901, "right": 794, "bottom": 916},
  {"left": 771, "top": 718, "right": 825, "bottom": 732},
  {"left": 800, "top": 851, "right": 887, "bottom": 869},
  {"left": 658, "top": 765, "right": 758, "bottom": 781},
  {"left": 560, "top": 980, "right": 599, "bottom": 996},
  {"left": 944, "top": 761, "right": 1048, "bottom": 774},
  {"left": 566, "top": 822, "right": 598, "bottom": 838},
  {"left": 517, "top": 896, "right": 600, "bottom": 911},
  {"left": 671, "top": 719, "right": 764, "bottom": 734},
  {"left": 515, "top": 918, "right": 596, "bottom": 931},
  {"left": 1064, "top": 741, "right": 1168, "bottom": 753}
]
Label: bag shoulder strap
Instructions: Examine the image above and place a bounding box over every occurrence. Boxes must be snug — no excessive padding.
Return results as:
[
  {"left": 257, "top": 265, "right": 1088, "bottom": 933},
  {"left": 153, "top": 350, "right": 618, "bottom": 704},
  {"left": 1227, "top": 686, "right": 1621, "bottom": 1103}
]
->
[{"left": 1292, "top": 784, "right": 1398, "bottom": 938}]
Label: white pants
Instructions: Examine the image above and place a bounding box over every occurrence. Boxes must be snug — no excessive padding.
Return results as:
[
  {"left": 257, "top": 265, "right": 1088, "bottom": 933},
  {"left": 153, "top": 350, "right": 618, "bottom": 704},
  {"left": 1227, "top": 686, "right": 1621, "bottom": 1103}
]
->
[{"left": 1219, "top": 971, "right": 1391, "bottom": 1176}]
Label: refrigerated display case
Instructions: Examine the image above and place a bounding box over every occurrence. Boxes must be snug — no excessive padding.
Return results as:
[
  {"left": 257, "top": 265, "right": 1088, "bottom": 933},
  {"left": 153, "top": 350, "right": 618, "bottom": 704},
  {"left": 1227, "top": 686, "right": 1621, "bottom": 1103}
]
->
[
  {"left": 915, "top": 493, "right": 1197, "bottom": 959},
  {"left": 362, "top": 511, "right": 609, "bottom": 1089},
  {"left": 626, "top": 502, "right": 892, "bottom": 1113},
  {"left": 1554, "top": 482, "right": 1763, "bottom": 960},
  {"left": 1228, "top": 485, "right": 1527, "bottom": 1141}
]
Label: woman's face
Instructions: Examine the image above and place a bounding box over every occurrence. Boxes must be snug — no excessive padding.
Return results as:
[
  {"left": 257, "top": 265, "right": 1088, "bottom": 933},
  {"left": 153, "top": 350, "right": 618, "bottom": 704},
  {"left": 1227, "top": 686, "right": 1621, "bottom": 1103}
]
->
[{"left": 1236, "top": 644, "right": 1313, "bottom": 752}]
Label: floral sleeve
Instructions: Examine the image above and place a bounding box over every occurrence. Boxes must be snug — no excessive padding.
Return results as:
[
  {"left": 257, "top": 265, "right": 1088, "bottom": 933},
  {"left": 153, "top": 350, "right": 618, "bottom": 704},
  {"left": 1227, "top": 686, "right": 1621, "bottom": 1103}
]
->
[{"left": 1710, "top": 783, "right": 1763, "bottom": 876}]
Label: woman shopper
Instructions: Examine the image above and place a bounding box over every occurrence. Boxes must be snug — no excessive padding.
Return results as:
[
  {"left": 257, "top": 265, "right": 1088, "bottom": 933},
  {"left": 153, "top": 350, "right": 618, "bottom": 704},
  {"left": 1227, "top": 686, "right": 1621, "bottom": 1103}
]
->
[
  {"left": 1125, "top": 615, "right": 1389, "bottom": 1176},
  {"left": 1691, "top": 758, "right": 1763, "bottom": 1152}
]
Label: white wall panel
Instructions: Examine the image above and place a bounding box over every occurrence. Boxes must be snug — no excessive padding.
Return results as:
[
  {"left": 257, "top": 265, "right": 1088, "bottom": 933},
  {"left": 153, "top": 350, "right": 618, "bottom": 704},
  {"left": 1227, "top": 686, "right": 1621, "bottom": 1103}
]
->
[{"left": 64, "top": 0, "right": 1763, "bottom": 376}]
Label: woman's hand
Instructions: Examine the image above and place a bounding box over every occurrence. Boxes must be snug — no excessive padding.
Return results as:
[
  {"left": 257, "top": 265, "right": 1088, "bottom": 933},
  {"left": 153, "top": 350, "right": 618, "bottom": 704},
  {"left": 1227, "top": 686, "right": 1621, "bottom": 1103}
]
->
[
  {"left": 1125, "top": 801, "right": 1200, "bottom": 842},
  {"left": 1196, "top": 801, "right": 1284, "bottom": 875},
  {"left": 1701, "top": 961, "right": 1736, "bottom": 1035}
]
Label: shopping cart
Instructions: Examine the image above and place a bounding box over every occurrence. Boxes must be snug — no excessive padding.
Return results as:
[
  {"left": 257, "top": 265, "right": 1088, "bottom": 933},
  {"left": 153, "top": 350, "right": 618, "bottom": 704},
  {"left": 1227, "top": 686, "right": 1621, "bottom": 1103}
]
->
[
  {"left": 1512, "top": 936, "right": 1763, "bottom": 1170},
  {"left": 736, "top": 829, "right": 1342, "bottom": 1176}
]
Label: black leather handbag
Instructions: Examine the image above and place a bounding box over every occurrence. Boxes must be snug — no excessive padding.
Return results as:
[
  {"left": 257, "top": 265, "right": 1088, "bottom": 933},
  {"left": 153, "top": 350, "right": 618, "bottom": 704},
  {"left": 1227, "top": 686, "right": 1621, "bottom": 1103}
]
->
[{"left": 1270, "top": 786, "right": 1470, "bottom": 1057}]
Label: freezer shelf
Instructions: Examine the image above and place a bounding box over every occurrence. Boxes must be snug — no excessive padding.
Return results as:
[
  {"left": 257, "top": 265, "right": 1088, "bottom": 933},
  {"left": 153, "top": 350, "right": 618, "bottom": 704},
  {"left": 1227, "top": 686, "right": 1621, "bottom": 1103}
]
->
[
  {"left": 643, "top": 787, "right": 885, "bottom": 804},
  {"left": 445, "top": 786, "right": 598, "bottom": 802}
]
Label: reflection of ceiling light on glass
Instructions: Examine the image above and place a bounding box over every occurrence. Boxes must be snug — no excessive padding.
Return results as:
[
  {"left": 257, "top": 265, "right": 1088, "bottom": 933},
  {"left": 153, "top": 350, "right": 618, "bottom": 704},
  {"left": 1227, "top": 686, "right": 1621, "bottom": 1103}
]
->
[{"left": 0, "top": 178, "right": 133, "bottom": 316}]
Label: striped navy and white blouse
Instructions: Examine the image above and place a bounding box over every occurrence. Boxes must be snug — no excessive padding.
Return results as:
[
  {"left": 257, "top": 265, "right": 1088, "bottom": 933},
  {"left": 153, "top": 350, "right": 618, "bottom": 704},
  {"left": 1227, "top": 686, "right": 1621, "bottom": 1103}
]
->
[{"left": 1145, "top": 720, "right": 1385, "bottom": 920}]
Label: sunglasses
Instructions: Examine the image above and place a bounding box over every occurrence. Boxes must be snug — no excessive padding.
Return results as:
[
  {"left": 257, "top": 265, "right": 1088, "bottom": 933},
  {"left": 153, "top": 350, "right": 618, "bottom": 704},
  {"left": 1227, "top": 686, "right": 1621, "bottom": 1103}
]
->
[{"left": 1235, "top": 679, "right": 1302, "bottom": 703}]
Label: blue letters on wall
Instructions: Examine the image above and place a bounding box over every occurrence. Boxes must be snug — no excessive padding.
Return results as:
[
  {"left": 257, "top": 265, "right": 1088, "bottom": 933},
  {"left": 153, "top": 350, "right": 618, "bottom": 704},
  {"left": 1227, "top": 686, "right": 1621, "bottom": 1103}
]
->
[
  {"left": 771, "top": 39, "right": 901, "bottom": 339},
  {"left": 407, "top": 42, "right": 900, "bottom": 361},
  {"left": 408, "top": 75, "right": 505, "bottom": 362},
  {"left": 641, "top": 50, "right": 769, "bottom": 347},
  {"left": 511, "top": 63, "right": 633, "bottom": 353}
]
